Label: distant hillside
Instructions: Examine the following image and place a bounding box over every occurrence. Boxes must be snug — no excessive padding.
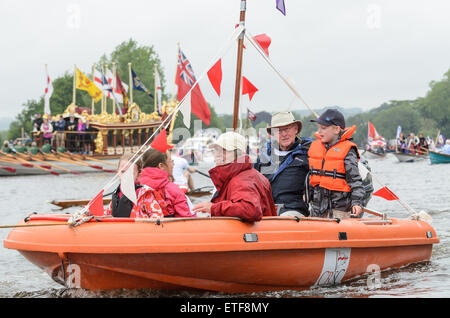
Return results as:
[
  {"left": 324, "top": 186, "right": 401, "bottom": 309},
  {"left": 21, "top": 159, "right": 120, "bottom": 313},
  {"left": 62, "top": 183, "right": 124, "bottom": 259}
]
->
[
  {"left": 292, "top": 106, "right": 364, "bottom": 118},
  {"left": 217, "top": 106, "right": 363, "bottom": 129}
]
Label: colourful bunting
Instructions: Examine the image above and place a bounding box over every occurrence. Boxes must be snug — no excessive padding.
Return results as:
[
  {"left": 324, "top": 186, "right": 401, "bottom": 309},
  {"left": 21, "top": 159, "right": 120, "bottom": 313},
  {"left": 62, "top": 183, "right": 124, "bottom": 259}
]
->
[
  {"left": 207, "top": 59, "right": 222, "bottom": 97},
  {"left": 253, "top": 34, "right": 272, "bottom": 56},
  {"left": 87, "top": 190, "right": 105, "bottom": 216},
  {"left": 242, "top": 76, "right": 258, "bottom": 101},
  {"left": 151, "top": 129, "right": 174, "bottom": 153},
  {"left": 276, "top": 0, "right": 286, "bottom": 15}
]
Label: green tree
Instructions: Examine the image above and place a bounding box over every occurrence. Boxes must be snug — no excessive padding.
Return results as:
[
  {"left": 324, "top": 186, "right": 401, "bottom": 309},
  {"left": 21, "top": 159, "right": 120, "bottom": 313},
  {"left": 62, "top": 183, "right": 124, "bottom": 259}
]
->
[
  {"left": 99, "top": 39, "right": 166, "bottom": 114},
  {"left": 421, "top": 69, "right": 450, "bottom": 136}
]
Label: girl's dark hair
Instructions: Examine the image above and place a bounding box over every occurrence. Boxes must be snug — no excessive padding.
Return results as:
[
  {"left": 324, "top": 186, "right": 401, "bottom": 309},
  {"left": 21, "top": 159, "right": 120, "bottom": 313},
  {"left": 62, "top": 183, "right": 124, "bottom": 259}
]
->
[
  {"left": 118, "top": 153, "right": 143, "bottom": 173},
  {"left": 142, "top": 148, "right": 167, "bottom": 168}
]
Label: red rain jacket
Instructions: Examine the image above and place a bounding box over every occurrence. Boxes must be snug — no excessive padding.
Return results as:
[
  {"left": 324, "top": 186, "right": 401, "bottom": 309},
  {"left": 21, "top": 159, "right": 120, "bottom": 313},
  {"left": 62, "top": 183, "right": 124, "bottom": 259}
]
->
[{"left": 209, "top": 156, "right": 277, "bottom": 222}]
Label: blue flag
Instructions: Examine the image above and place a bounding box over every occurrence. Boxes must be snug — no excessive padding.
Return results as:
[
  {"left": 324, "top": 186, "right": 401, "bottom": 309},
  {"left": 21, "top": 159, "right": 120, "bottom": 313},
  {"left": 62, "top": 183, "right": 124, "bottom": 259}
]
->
[{"left": 131, "top": 68, "right": 154, "bottom": 99}]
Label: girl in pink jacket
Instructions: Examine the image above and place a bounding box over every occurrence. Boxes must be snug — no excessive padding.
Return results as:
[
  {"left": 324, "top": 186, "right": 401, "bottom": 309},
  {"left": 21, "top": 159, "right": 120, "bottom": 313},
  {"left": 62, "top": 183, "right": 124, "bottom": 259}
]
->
[{"left": 139, "top": 149, "right": 196, "bottom": 218}]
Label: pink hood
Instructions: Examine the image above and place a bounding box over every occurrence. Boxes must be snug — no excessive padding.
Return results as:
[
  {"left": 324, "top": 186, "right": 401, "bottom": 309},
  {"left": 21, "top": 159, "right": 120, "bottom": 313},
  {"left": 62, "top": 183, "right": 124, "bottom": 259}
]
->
[{"left": 139, "top": 167, "right": 195, "bottom": 218}]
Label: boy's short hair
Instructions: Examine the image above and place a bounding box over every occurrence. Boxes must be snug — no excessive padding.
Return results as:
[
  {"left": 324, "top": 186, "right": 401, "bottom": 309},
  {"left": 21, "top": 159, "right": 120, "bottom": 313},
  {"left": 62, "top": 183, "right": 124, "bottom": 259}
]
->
[{"left": 310, "top": 109, "right": 345, "bottom": 129}]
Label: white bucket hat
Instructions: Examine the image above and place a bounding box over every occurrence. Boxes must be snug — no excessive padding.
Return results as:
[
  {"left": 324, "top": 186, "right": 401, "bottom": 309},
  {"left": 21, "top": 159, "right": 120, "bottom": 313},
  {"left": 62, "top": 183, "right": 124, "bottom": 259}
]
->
[
  {"left": 209, "top": 131, "right": 246, "bottom": 153},
  {"left": 266, "top": 111, "right": 303, "bottom": 134}
]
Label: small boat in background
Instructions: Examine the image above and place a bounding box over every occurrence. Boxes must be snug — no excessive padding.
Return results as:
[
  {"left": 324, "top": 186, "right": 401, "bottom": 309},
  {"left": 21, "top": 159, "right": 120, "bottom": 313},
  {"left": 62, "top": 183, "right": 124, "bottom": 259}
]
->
[
  {"left": 362, "top": 149, "right": 386, "bottom": 160},
  {"left": 393, "top": 152, "right": 428, "bottom": 163},
  {"left": 364, "top": 121, "right": 387, "bottom": 160},
  {"left": 429, "top": 151, "right": 450, "bottom": 165},
  {"left": 49, "top": 186, "right": 214, "bottom": 210}
]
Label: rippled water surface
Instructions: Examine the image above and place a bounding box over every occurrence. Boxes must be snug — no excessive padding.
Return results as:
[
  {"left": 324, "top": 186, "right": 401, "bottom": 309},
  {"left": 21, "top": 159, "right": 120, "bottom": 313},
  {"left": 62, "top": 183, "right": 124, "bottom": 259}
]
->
[{"left": 1, "top": 156, "right": 449, "bottom": 298}]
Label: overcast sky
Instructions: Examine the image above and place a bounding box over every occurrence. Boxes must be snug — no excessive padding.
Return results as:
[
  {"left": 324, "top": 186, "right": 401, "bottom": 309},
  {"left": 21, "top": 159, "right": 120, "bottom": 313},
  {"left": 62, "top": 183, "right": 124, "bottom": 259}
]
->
[{"left": 1, "top": 0, "right": 449, "bottom": 118}]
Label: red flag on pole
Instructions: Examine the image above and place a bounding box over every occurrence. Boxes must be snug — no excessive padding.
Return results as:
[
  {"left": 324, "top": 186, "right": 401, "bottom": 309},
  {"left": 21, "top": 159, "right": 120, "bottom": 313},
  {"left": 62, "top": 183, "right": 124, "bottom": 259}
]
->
[
  {"left": 242, "top": 76, "right": 258, "bottom": 101},
  {"left": 373, "top": 186, "right": 399, "bottom": 201},
  {"left": 207, "top": 59, "right": 222, "bottom": 97},
  {"left": 87, "top": 190, "right": 105, "bottom": 216},
  {"left": 176, "top": 48, "right": 211, "bottom": 126},
  {"left": 151, "top": 129, "right": 174, "bottom": 153}
]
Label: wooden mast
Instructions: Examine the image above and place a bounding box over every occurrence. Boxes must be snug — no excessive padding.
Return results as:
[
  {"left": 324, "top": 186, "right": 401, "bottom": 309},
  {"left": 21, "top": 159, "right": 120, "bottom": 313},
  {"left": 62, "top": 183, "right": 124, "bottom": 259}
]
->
[{"left": 232, "top": 0, "right": 247, "bottom": 131}]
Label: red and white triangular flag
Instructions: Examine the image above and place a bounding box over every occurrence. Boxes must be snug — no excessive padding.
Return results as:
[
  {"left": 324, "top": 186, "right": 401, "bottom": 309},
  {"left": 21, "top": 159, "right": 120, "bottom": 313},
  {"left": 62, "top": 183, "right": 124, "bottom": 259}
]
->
[
  {"left": 180, "top": 92, "right": 191, "bottom": 129},
  {"left": 87, "top": 190, "right": 105, "bottom": 216},
  {"left": 242, "top": 76, "right": 258, "bottom": 101},
  {"left": 253, "top": 34, "right": 272, "bottom": 56},
  {"left": 44, "top": 65, "right": 53, "bottom": 116},
  {"left": 151, "top": 129, "right": 174, "bottom": 153},
  {"left": 120, "top": 163, "right": 137, "bottom": 205},
  {"left": 207, "top": 59, "right": 222, "bottom": 97},
  {"left": 373, "top": 186, "right": 399, "bottom": 201}
]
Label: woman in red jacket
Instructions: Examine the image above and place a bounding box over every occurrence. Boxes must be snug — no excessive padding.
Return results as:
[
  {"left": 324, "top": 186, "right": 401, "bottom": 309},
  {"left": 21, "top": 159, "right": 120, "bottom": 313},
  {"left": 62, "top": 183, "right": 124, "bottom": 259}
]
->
[
  {"left": 139, "top": 149, "right": 196, "bottom": 218},
  {"left": 193, "top": 132, "right": 277, "bottom": 222}
]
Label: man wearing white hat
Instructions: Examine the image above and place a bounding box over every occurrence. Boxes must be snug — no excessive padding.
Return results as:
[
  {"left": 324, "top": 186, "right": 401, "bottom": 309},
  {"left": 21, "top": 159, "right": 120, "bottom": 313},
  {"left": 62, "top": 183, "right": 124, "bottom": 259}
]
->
[
  {"left": 254, "top": 111, "right": 312, "bottom": 217},
  {"left": 193, "top": 131, "right": 277, "bottom": 222}
]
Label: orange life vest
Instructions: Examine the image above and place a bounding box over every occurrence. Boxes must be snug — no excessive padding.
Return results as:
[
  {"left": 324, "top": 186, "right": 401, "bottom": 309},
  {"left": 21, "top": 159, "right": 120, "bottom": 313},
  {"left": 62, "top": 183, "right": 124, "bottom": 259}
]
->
[{"left": 308, "top": 125, "right": 359, "bottom": 192}]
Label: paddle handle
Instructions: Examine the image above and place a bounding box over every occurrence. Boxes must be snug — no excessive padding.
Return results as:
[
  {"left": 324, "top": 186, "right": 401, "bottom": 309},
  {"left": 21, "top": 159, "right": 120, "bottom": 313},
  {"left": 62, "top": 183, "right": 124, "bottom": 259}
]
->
[{"left": 194, "top": 170, "right": 211, "bottom": 179}]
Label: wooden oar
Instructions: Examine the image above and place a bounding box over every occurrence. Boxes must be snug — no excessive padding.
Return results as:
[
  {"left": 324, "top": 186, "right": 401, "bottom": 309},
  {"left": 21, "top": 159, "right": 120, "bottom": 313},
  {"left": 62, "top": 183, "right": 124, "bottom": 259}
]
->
[
  {"left": 0, "top": 151, "right": 59, "bottom": 175},
  {"left": 0, "top": 165, "right": 16, "bottom": 173},
  {"left": 57, "top": 152, "right": 114, "bottom": 172},
  {"left": 419, "top": 146, "right": 429, "bottom": 154},
  {"left": 46, "top": 152, "right": 113, "bottom": 173},
  {"left": 0, "top": 155, "right": 34, "bottom": 168},
  {"left": 29, "top": 154, "right": 81, "bottom": 175},
  {"left": 84, "top": 155, "right": 117, "bottom": 167},
  {"left": 194, "top": 170, "right": 211, "bottom": 179}
]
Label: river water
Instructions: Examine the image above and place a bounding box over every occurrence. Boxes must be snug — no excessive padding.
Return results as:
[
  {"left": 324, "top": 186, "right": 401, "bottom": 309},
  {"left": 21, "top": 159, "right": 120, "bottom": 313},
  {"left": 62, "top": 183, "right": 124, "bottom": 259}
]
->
[{"left": 0, "top": 155, "right": 449, "bottom": 298}]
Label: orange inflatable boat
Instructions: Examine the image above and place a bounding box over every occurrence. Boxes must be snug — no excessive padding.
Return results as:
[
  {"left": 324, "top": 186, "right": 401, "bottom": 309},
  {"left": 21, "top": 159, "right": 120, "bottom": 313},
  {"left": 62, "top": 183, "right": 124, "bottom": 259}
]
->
[{"left": 3, "top": 210, "right": 439, "bottom": 292}]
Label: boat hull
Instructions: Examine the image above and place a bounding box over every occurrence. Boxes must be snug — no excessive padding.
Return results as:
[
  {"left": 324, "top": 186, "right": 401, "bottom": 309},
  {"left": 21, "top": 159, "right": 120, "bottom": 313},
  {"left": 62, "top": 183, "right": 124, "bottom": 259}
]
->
[
  {"left": 362, "top": 150, "right": 386, "bottom": 160},
  {"left": 0, "top": 159, "right": 118, "bottom": 176},
  {"left": 429, "top": 151, "right": 450, "bottom": 165},
  {"left": 4, "top": 216, "right": 439, "bottom": 292},
  {"left": 393, "top": 152, "right": 427, "bottom": 163}
]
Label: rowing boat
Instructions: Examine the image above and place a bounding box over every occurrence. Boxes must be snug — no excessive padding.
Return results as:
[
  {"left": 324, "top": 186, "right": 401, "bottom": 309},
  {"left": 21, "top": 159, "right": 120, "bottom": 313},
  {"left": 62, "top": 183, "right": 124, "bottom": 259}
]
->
[
  {"left": 361, "top": 149, "right": 386, "bottom": 160},
  {"left": 3, "top": 209, "right": 439, "bottom": 292},
  {"left": 393, "top": 152, "right": 428, "bottom": 163},
  {"left": 429, "top": 151, "right": 450, "bottom": 165}
]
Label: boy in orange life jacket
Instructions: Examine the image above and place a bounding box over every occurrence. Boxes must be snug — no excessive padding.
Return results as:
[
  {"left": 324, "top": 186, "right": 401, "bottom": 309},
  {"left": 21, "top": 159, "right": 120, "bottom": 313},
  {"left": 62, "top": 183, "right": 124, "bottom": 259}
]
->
[{"left": 308, "top": 109, "right": 365, "bottom": 219}]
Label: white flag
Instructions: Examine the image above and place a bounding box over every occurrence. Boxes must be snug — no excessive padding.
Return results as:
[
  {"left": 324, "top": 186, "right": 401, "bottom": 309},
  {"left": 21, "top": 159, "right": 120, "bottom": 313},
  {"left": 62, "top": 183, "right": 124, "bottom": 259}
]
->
[
  {"left": 396, "top": 126, "right": 402, "bottom": 139},
  {"left": 180, "top": 92, "right": 191, "bottom": 129},
  {"left": 44, "top": 66, "right": 53, "bottom": 115},
  {"left": 120, "top": 163, "right": 137, "bottom": 205}
]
